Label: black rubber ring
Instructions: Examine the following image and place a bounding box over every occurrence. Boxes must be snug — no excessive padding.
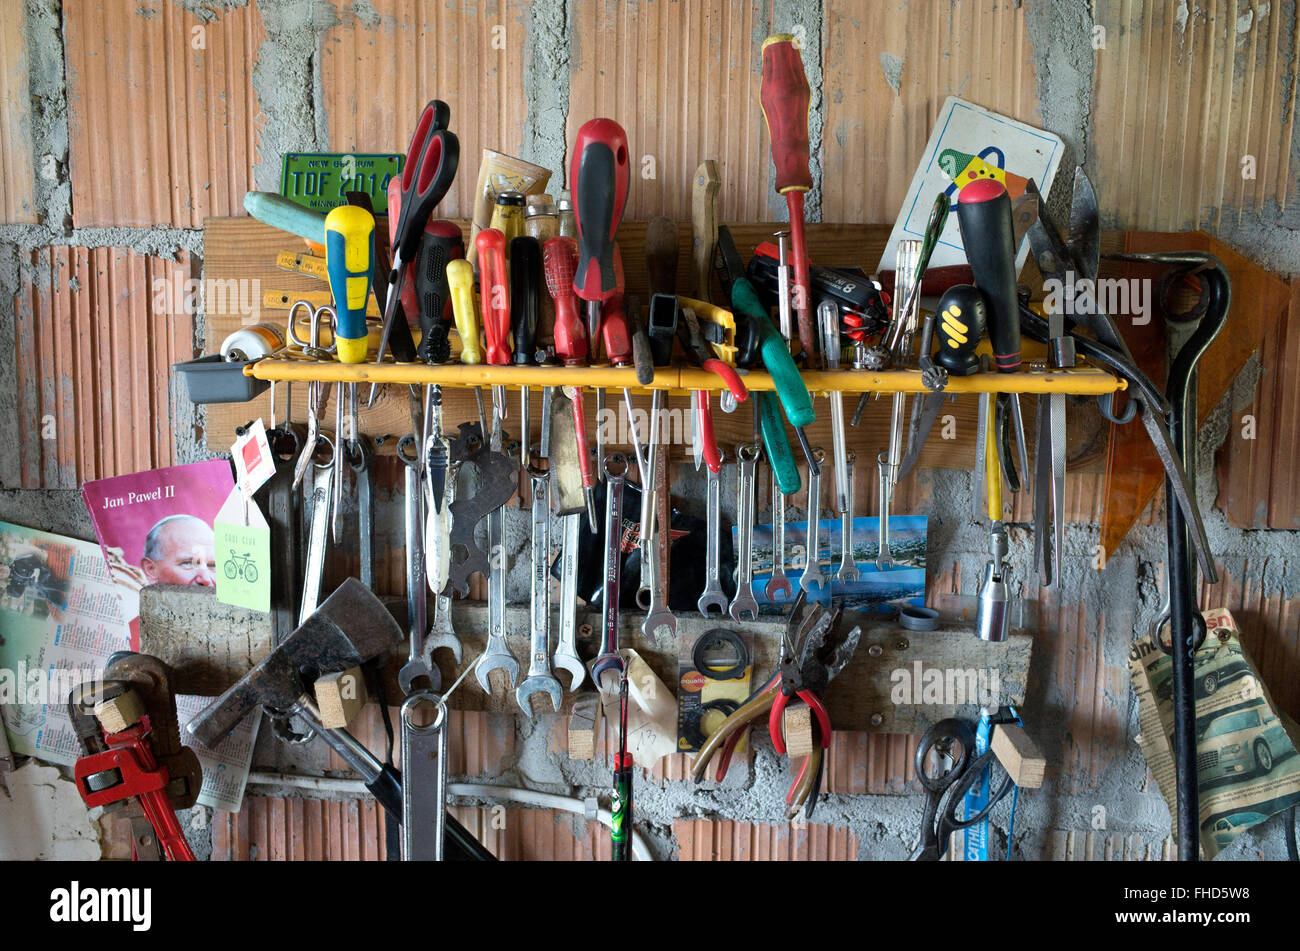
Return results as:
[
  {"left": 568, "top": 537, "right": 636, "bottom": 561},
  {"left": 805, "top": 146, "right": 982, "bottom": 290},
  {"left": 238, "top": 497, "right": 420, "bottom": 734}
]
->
[
  {"left": 692, "top": 629, "right": 751, "bottom": 681},
  {"left": 681, "top": 698, "right": 742, "bottom": 750}
]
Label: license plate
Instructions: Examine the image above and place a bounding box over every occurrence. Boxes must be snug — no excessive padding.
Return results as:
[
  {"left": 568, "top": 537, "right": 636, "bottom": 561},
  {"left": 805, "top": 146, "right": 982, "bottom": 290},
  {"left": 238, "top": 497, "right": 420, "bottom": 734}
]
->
[{"left": 280, "top": 153, "right": 404, "bottom": 214}]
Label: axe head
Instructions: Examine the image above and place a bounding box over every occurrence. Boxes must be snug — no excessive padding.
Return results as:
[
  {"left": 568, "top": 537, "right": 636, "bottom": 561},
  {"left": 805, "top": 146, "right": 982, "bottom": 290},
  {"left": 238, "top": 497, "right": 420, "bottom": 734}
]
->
[{"left": 188, "top": 578, "right": 401, "bottom": 748}]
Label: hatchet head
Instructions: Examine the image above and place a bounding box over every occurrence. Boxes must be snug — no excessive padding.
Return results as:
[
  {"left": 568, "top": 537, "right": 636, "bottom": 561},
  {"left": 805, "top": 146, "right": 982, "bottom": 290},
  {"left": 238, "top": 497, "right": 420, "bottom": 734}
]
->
[{"left": 187, "top": 578, "right": 401, "bottom": 749}]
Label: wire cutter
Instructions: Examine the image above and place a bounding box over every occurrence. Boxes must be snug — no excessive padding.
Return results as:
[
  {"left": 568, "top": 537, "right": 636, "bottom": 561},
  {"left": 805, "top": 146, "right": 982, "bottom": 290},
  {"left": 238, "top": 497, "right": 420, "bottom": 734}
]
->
[{"left": 690, "top": 591, "right": 861, "bottom": 819}]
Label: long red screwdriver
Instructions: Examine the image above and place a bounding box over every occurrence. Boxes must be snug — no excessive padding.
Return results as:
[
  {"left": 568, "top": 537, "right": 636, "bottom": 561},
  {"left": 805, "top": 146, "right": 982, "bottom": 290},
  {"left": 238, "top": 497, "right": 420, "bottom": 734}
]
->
[
  {"left": 543, "top": 236, "right": 599, "bottom": 529},
  {"left": 760, "top": 34, "right": 816, "bottom": 359}
]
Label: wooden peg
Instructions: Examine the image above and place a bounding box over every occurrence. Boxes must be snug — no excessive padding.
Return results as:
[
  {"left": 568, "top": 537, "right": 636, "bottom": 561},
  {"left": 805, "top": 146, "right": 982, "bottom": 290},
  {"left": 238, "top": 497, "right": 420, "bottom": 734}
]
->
[
  {"left": 991, "top": 722, "right": 1046, "bottom": 788},
  {"left": 314, "top": 666, "right": 367, "bottom": 730}
]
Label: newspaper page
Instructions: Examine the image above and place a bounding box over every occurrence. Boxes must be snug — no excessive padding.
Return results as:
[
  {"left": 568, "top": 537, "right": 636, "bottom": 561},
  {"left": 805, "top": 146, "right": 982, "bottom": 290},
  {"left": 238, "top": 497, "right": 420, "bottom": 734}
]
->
[
  {"left": 175, "top": 694, "right": 259, "bottom": 813},
  {"left": 1129, "top": 607, "right": 1300, "bottom": 858},
  {"left": 0, "top": 522, "right": 132, "bottom": 766}
]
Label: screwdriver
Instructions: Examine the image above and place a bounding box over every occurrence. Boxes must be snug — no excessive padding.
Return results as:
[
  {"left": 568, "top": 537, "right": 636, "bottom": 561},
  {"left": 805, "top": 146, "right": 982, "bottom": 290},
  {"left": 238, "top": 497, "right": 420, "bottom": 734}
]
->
[
  {"left": 571, "top": 118, "right": 630, "bottom": 342},
  {"left": 760, "top": 34, "right": 816, "bottom": 359},
  {"left": 510, "top": 235, "right": 542, "bottom": 466},
  {"left": 446, "top": 258, "right": 489, "bottom": 434},
  {"left": 543, "top": 236, "right": 599, "bottom": 529},
  {"left": 414, "top": 220, "right": 464, "bottom": 365},
  {"left": 324, "top": 203, "right": 375, "bottom": 543},
  {"left": 475, "top": 228, "right": 513, "bottom": 423}
]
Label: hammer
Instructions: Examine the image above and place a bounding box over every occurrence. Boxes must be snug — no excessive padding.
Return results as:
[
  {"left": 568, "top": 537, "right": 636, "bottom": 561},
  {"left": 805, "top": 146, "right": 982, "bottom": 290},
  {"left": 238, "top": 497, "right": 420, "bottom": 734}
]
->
[{"left": 188, "top": 578, "right": 495, "bottom": 861}]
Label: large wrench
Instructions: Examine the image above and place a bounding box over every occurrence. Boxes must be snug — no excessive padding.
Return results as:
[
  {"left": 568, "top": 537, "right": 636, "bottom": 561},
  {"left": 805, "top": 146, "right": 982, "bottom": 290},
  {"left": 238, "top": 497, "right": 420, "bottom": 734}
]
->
[
  {"left": 765, "top": 465, "right": 793, "bottom": 600},
  {"left": 475, "top": 418, "right": 521, "bottom": 692},
  {"left": 554, "top": 513, "right": 587, "bottom": 690},
  {"left": 697, "top": 448, "right": 729, "bottom": 617},
  {"left": 516, "top": 468, "right": 563, "bottom": 715},
  {"left": 800, "top": 447, "right": 828, "bottom": 595},
  {"left": 837, "top": 450, "right": 860, "bottom": 583},
  {"left": 399, "top": 690, "right": 448, "bottom": 861},
  {"left": 591, "top": 454, "right": 629, "bottom": 693},
  {"left": 729, "top": 444, "right": 761, "bottom": 621}
]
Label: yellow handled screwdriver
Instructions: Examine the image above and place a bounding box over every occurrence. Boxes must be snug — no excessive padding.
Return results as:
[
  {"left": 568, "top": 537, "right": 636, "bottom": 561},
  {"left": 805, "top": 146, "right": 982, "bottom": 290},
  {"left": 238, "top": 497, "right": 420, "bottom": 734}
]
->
[{"left": 447, "top": 258, "right": 488, "bottom": 434}]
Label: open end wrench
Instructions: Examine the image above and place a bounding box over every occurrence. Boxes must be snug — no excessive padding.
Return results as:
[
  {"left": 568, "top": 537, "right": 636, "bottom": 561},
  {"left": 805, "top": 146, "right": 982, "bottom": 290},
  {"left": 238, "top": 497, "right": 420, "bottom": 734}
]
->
[
  {"left": 516, "top": 467, "right": 563, "bottom": 716},
  {"left": 729, "top": 443, "right": 761, "bottom": 622},
  {"left": 299, "top": 436, "right": 335, "bottom": 625},
  {"left": 697, "top": 448, "right": 729, "bottom": 617},
  {"left": 635, "top": 391, "right": 663, "bottom": 611},
  {"left": 398, "top": 438, "right": 437, "bottom": 695},
  {"left": 765, "top": 465, "right": 793, "bottom": 600},
  {"left": 591, "top": 454, "right": 629, "bottom": 693},
  {"left": 837, "top": 450, "right": 860, "bottom": 583},
  {"left": 800, "top": 447, "right": 828, "bottom": 595},
  {"left": 554, "top": 513, "right": 587, "bottom": 691},
  {"left": 425, "top": 464, "right": 462, "bottom": 664},
  {"left": 475, "top": 417, "right": 521, "bottom": 693},
  {"left": 642, "top": 407, "right": 676, "bottom": 637}
]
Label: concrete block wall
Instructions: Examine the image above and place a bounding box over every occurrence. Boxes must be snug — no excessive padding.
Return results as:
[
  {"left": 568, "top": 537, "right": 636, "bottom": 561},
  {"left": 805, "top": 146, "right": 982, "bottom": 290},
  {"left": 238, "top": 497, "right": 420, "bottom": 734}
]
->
[{"left": 1, "top": 0, "right": 1298, "bottom": 860}]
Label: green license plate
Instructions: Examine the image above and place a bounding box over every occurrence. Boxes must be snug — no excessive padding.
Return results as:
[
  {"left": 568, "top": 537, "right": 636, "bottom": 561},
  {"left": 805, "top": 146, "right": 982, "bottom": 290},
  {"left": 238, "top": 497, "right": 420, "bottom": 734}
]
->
[{"left": 280, "top": 153, "right": 404, "bottom": 214}]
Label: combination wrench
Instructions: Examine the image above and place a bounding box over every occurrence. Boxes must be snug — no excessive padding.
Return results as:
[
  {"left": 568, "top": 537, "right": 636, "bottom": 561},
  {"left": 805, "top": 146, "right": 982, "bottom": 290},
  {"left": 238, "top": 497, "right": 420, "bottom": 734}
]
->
[
  {"left": 729, "top": 443, "right": 761, "bottom": 621},
  {"left": 399, "top": 690, "right": 448, "bottom": 861},
  {"left": 837, "top": 450, "right": 860, "bottom": 583},
  {"left": 554, "top": 513, "right": 587, "bottom": 690},
  {"left": 697, "top": 448, "right": 729, "bottom": 617},
  {"left": 876, "top": 451, "right": 895, "bottom": 569},
  {"left": 591, "top": 454, "right": 629, "bottom": 693},
  {"left": 515, "top": 467, "right": 563, "bottom": 715},
  {"left": 765, "top": 465, "right": 793, "bottom": 600},
  {"left": 475, "top": 418, "right": 520, "bottom": 692},
  {"left": 800, "top": 447, "right": 828, "bottom": 595}
]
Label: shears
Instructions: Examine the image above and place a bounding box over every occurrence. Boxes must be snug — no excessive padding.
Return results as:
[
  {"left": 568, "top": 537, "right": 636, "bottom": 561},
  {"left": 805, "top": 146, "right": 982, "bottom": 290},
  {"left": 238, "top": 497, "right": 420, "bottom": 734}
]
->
[
  {"left": 367, "top": 100, "right": 460, "bottom": 407},
  {"left": 910, "top": 717, "right": 1014, "bottom": 861}
]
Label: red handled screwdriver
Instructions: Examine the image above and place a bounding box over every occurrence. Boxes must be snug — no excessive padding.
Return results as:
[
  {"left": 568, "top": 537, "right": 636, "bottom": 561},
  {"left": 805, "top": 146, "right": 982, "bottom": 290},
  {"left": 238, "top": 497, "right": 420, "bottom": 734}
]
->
[
  {"left": 543, "top": 237, "right": 599, "bottom": 529},
  {"left": 571, "top": 118, "right": 630, "bottom": 342},
  {"left": 760, "top": 34, "right": 816, "bottom": 360}
]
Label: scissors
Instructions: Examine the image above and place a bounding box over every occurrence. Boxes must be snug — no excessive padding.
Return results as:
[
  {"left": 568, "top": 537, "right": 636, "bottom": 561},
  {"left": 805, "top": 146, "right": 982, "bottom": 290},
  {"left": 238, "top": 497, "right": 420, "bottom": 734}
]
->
[
  {"left": 910, "top": 717, "right": 1014, "bottom": 861},
  {"left": 368, "top": 100, "right": 460, "bottom": 405}
]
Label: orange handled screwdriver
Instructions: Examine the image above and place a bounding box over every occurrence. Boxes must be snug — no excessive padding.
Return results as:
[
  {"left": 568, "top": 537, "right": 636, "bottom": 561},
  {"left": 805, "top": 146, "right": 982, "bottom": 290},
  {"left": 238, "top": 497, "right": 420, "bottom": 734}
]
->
[
  {"left": 760, "top": 34, "right": 816, "bottom": 359},
  {"left": 475, "top": 228, "right": 512, "bottom": 421}
]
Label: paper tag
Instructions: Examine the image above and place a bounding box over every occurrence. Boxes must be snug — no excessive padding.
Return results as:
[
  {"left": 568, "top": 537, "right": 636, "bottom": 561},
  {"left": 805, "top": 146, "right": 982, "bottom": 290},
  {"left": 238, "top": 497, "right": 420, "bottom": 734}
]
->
[
  {"left": 231, "top": 419, "right": 275, "bottom": 500},
  {"left": 214, "top": 486, "right": 270, "bottom": 613}
]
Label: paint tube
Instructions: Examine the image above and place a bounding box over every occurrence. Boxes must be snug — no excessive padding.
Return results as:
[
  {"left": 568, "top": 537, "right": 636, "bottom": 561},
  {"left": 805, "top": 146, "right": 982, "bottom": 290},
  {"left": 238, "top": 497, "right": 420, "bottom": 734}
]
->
[{"left": 466, "top": 149, "right": 552, "bottom": 266}]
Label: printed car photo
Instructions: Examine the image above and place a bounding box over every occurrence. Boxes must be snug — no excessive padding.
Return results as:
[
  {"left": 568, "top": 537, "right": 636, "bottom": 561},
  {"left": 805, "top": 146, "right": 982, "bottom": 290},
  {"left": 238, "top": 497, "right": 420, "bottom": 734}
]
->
[{"left": 1195, "top": 706, "right": 1292, "bottom": 781}]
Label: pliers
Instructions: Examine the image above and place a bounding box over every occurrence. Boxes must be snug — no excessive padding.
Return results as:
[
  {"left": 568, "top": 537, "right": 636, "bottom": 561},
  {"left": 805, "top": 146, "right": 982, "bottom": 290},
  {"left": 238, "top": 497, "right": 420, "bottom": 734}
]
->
[{"left": 690, "top": 591, "right": 861, "bottom": 819}]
